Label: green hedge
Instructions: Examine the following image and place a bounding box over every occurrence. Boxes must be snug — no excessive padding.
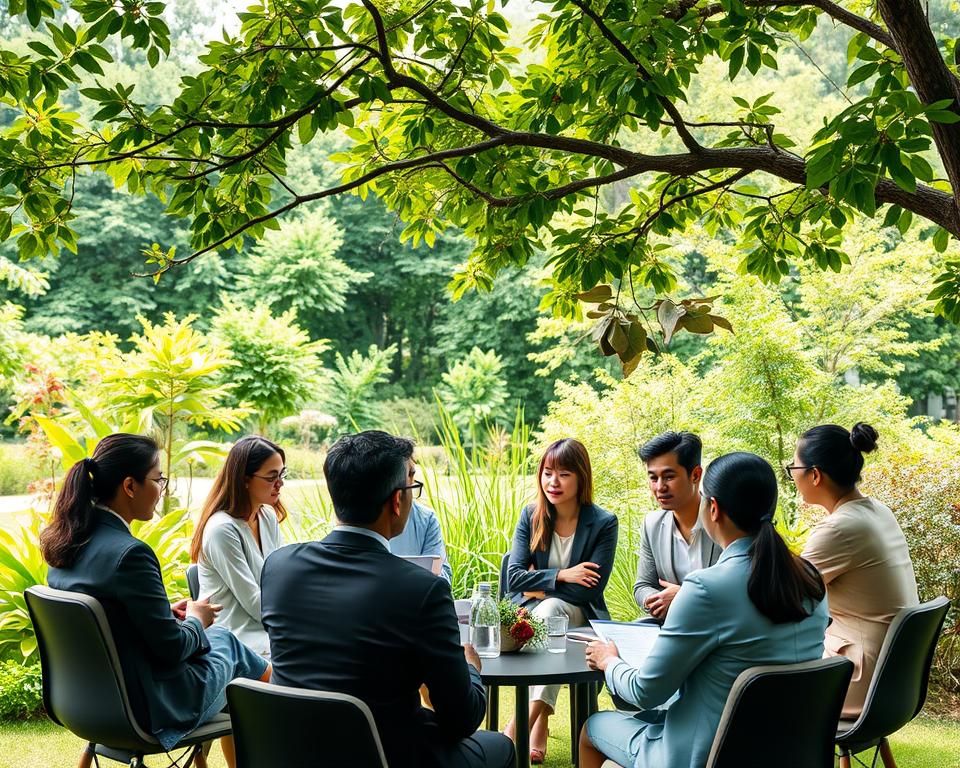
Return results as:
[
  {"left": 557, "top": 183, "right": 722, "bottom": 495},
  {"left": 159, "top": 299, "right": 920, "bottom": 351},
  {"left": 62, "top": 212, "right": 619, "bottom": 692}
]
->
[{"left": 0, "top": 662, "right": 43, "bottom": 720}]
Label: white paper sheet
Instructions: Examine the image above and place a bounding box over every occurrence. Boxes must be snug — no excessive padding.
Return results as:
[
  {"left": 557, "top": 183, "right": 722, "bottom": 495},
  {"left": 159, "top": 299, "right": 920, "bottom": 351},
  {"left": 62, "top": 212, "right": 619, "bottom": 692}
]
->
[{"left": 588, "top": 620, "right": 660, "bottom": 668}]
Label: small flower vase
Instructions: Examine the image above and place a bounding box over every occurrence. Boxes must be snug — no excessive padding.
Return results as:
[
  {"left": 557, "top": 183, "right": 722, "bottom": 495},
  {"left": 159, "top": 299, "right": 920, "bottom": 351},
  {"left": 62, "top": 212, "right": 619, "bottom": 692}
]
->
[{"left": 500, "top": 626, "right": 523, "bottom": 653}]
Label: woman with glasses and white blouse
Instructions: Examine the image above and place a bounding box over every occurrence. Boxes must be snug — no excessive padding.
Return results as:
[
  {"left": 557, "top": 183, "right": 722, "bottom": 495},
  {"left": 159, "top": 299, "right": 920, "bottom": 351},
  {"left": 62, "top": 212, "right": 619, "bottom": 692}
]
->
[{"left": 190, "top": 436, "right": 287, "bottom": 658}]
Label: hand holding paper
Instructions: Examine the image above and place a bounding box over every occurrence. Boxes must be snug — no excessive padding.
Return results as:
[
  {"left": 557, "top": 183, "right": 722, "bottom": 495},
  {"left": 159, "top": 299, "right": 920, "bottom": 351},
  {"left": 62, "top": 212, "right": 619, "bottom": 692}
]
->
[{"left": 585, "top": 639, "right": 620, "bottom": 671}]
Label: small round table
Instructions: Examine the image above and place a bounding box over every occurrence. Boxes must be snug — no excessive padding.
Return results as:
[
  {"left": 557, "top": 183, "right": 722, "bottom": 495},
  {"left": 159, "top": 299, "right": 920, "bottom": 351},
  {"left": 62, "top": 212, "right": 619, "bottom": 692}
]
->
[{"left": 480, "top": 639, "right": 603, "bottom": 768}]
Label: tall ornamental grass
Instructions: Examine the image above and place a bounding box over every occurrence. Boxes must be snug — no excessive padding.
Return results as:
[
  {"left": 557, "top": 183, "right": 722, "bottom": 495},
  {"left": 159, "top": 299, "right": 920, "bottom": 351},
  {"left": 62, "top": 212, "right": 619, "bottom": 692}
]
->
[{"left": 423, "top": 405, "right": 533, "bottom": 600}]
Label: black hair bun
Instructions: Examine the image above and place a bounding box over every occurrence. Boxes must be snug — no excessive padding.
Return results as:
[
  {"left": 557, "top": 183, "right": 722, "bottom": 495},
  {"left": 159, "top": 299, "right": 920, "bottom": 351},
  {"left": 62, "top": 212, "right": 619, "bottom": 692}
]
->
[{"left": 850, "top": 423, "right": 879, "bottom": 454}]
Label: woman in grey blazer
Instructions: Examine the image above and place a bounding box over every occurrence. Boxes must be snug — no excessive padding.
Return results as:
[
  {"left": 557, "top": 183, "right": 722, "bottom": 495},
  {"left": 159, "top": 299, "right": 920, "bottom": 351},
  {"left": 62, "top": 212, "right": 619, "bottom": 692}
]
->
[
  {"left": 504, "top": 438, "right": 619, "bottom": 764},
  {"left": 580, "top": 453, "right": 828, "bottom": 768},
  {"left": 190, "top": 436, "right": 287, "bottom": 657},
  {"left": 42, "top": 434, "right": 268, "bottom": 768}
]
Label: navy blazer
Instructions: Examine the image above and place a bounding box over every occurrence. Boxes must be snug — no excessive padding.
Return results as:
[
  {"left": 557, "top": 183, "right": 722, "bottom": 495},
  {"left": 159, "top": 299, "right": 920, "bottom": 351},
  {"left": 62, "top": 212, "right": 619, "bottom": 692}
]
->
[
  {"left": 506, "top": 503, "right": 619, "bottom": 620},
  {"left": 47, "top": 508, "right": 212, "bottom": 741},
  {"left": 261, "top": 530, "right": 487, "bottom": 768}
]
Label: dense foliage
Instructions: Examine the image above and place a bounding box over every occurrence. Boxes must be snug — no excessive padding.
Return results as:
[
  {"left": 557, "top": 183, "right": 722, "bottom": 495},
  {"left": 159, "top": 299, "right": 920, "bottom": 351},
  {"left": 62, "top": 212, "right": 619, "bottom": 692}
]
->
[{"left": 2, "top": 0, "right": 960, "bottom": 375}]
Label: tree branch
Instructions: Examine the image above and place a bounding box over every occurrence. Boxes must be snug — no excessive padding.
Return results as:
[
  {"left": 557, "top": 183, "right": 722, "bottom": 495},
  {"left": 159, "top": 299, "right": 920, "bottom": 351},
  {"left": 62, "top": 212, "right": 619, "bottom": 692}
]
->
[{"left": 569, "top": 0, "right": 702, "bottom": 153}]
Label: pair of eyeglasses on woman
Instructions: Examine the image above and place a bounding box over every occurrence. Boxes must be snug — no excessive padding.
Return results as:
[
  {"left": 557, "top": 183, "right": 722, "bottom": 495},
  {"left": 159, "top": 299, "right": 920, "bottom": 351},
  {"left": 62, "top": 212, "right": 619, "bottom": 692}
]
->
[
  {"left": 252, "top": 468, "right": 289, "bottom": 484},
  {"left": 783, "top": 464, "right": 813, "bottom": 482},
  {"left": 149, "top": 475, "right": 169, "bottom": 491}
]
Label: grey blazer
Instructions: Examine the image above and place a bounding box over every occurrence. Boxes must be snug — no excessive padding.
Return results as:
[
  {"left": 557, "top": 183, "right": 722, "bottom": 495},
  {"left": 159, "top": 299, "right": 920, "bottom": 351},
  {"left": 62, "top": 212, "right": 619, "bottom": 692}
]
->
[{"left": 633, "top": 508, "right": 721, "bottom": 611}]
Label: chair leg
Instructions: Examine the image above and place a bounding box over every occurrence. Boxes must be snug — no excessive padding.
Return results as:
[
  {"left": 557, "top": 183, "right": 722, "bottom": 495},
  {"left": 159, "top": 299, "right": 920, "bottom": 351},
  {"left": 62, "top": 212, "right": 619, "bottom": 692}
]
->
[
  {"left": 878, "top": 738, "right": 897, "bottom": 768},
  {"left": 192, "top": 744, "right": 209, "bottom": 768},
  {"left": 78, "top": 743, "right": 95, "bottom": 768},
  {"left": 839, "top": 749, "right": 851, "bottom": 768}
]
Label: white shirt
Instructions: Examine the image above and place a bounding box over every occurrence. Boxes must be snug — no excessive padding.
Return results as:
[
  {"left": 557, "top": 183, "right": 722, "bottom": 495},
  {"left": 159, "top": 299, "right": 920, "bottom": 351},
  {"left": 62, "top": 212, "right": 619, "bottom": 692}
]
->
[
  {"left": 671, "top": 518, "right": 705, "bottom": 580},
  {"left": 198, "top": 507, "right": 283, "bottom": 656},
  {"left": 548, "top": 531, "right": 576, "bottom": 570}
]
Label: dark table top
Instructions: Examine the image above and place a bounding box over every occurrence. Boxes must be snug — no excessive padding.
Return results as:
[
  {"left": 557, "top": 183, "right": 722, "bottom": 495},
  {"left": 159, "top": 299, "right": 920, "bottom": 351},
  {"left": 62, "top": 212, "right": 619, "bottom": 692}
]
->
[{"left": 478, "top": 639, "right": 604, "bottom": 686}]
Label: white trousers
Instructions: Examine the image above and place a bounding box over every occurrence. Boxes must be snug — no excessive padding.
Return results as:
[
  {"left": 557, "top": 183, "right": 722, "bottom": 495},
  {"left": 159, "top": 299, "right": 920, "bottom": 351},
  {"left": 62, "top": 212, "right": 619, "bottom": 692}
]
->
[{"left": 529, "top": 598, "right": 586, "bottom": 709}]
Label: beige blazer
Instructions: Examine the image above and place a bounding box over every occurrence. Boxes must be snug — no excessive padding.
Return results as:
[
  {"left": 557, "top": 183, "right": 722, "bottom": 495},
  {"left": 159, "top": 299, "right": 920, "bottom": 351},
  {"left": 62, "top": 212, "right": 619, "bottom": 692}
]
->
[{"left": 802, "top": 497, "right": 918, "bottom": 718}]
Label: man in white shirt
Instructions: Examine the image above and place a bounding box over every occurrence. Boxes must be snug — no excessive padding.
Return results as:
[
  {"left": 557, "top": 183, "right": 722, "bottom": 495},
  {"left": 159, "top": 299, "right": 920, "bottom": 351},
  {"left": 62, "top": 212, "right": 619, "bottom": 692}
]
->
[{"left": 633, "top": 431, "right": 720, "bottom": 620}]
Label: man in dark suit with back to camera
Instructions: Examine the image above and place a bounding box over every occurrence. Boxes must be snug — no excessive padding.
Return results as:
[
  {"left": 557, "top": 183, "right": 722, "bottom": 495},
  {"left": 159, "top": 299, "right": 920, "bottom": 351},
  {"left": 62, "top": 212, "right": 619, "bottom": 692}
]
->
[{"left": 261, "top": 430, "right": 514, "bottom": 768}]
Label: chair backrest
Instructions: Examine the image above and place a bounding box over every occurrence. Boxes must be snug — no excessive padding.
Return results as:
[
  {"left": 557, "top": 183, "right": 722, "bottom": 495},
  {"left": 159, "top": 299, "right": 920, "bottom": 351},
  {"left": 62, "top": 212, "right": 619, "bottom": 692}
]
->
[
  {"left": 498, "top": 552, "right": 510, "bottom": 599},
  {"left": 706, "top": 656, "right": 853, "bottom": 768},
  {"left": 842, "top": 596, "right": 951, "bottom": 741},
  {"left": 186, "top": 563, "right": 200, "bottom": 600},
  {"left": 227, "top": 679, "right": 389, "bottom": 768},
  {"left": 25, "top": 585, "right": 155, "bottom": 751}
]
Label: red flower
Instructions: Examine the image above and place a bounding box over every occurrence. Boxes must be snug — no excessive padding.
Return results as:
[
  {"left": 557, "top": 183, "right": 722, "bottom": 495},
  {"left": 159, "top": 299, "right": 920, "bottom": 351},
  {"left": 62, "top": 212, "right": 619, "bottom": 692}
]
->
[{"left": 509, "top": 619, "right": 535, "bottom": 644}]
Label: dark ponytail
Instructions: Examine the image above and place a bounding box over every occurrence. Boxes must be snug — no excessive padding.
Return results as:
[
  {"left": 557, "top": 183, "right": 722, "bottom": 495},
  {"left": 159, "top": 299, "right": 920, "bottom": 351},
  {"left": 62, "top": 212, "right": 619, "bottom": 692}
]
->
[
  {"left": 702, "top": 452, "right": 825, "bottom": 624},
  {"left": 797, "top": 422, "right": 878, "bottom": 491},
  {"left": 41, "top": 434, "right": 159, "bottom": 568}
]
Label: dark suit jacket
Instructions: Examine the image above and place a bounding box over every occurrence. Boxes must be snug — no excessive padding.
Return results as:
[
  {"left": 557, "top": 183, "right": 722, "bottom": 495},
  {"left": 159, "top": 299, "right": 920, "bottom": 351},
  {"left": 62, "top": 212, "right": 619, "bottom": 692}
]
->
[
  {"left": 47, "top": 508, "right": 212, "bottom": 739},
  {"left": 260, "top": 529, "right": 486, "bottom": 768},
  {"left": 506, "top": 503, "right": 619, "bottom": 620}
]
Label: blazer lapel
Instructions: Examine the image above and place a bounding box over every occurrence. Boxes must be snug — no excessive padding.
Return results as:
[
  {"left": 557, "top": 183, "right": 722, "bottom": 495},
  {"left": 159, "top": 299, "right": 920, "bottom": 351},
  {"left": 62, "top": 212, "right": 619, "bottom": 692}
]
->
[
  {"left": 659, "top": 513, "right": 679, "bottom": 583},
  {"left": 567, "top": 505, "right": 596, "bottom": 567}
]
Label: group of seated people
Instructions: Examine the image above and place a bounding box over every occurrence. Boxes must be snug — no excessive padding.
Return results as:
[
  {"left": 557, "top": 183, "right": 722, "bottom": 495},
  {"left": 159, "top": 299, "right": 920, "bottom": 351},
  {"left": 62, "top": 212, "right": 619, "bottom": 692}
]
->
[{"left": 37, "top": 420, "right": 918, "bottom": 768}]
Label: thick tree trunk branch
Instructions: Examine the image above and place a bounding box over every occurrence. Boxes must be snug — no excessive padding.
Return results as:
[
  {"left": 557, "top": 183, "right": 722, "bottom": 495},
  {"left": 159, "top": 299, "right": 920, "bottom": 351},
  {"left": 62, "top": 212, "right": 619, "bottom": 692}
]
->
[
  {"left": 876, "top": 0, "right": 960, "bottom": 232},
  {"left": 164, "top": 133, "right": 959, "bottom": 271}
]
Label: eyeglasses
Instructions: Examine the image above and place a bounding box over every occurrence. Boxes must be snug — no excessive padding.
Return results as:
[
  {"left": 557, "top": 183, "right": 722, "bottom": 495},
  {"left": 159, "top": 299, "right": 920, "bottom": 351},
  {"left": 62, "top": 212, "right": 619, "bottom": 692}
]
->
[
  {"left": 783, "top": 464, "right": 813, "bottom": 482},
  {"left": 252, "top": 468, "right": 288, "bottom": 485},
  {"left": 149, "top": 475, "right": 169, "bottom": 491},
  {"left": 397, "top": 481, "right": 424, "bottom": 499}
]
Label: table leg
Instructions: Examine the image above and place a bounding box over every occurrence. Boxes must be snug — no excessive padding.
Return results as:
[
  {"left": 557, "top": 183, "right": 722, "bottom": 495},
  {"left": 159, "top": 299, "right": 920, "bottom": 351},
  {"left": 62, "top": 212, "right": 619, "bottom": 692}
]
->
[
  {"left": 573, "top": 682, "right": 591, "bottom": 767},
  {"left": 569, "top": 684, "right": 579, "bottom": 765},
  {"left": 514, "top": 685, "right": 529, "bottom": 768},
  {"left": 486, "top": 685, "right": 500, "bottom": 731},
  {"left": 588, "top": 681, "right": 600, "bottom": 716}
]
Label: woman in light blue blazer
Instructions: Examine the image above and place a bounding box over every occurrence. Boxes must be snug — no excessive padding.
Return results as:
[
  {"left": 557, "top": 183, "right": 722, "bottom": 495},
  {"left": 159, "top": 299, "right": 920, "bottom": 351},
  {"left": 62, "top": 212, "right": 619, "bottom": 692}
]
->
[{"left": 580, "top": 452, "right": 829, "bottom": 768}]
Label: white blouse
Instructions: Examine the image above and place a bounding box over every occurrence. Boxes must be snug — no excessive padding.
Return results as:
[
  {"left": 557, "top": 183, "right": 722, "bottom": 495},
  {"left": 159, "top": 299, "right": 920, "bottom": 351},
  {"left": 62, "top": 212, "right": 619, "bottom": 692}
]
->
[
  {"left": 198, "top": 507, "right": 283, "bottom": 656},
  {"left": 548, "top": 531, "right": 576, "bottom": 571}
]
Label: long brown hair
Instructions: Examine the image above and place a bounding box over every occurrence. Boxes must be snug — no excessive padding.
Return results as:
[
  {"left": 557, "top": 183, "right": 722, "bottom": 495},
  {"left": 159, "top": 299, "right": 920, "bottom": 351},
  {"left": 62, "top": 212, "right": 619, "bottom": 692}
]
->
[
  {"left": 41, "top": 434, "right": 159, "bottom": 568},
  {"left": 190, "top": 436, "right": 288, "bottom": 563},
  {"left": 530, "top": 438, "right": 593, "bottom": 552}
]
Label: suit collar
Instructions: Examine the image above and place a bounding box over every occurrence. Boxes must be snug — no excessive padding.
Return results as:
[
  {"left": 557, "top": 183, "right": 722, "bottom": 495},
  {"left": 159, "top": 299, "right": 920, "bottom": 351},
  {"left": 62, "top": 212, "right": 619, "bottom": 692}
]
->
[
  {"left": 718, "top": 534, "right": 754, "bottom": 563},
  {"left": 94, "top": 505, "right": 133, "bottom": 534},
  {"left": 567, "top": 504, "right": 596, "bottom": 568},
  {"left": 324, "top": 528, "right": 391, "bottom": 552}
]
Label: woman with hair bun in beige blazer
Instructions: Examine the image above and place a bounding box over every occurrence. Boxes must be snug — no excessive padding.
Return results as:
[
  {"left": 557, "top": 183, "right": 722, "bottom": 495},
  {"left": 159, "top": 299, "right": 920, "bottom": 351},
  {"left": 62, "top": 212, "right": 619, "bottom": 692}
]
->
[{"left": 789, "top": 422, "right": 919, "bottom": 722}]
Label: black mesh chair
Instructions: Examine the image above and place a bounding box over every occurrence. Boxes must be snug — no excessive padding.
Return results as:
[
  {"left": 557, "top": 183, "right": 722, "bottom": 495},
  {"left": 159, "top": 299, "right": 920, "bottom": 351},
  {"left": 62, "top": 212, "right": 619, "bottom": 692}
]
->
[
  {"left": 599, "top": 657, "right": 853, "bottom": 768},
  {"left": 836, "top": 596, "right": 951, "bottom": 768},
  {"left": 227, "top": 679, "right": 389, "bottom": 768},
  {"left": 25, "top": 585, "right": 230, "bottom": 768},
  {"left": 186, "top": 564, "right": 200, "bottom": 600}
]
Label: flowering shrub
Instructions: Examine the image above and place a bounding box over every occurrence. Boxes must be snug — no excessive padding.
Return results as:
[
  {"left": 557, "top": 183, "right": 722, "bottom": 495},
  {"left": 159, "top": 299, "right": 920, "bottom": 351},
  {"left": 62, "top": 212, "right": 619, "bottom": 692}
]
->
[{"left": 497, "top": 600, "right": 546, "bottom": 650}]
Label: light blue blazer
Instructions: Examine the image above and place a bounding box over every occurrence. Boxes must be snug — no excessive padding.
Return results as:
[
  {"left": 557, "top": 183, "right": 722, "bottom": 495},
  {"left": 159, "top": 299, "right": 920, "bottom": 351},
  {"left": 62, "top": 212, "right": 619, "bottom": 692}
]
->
[{"left": 604, "top": 536, "right": 828, "bottom": 768}]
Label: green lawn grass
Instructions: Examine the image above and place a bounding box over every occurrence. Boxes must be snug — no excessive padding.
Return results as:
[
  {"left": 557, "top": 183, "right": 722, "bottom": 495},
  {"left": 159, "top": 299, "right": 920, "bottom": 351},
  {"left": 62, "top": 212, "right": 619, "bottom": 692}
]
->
[{"left": 2, "top": 690, "right": 958, "bottom": 768}]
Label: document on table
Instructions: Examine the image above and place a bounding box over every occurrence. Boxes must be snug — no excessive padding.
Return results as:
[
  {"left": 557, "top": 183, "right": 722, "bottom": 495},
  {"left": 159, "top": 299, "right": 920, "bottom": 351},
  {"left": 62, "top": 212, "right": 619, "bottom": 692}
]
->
[{"left": 588, "top": 620, "right": 660, "bottom": 668}]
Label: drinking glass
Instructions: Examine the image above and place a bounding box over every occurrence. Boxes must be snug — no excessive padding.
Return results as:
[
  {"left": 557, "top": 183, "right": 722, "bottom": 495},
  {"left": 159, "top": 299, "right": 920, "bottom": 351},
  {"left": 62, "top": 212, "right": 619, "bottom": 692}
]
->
[{"left": 546, "top": 615, "right": 568, "bottom": 653}]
